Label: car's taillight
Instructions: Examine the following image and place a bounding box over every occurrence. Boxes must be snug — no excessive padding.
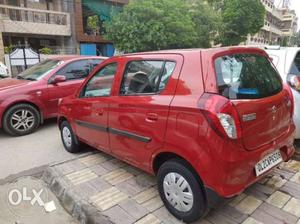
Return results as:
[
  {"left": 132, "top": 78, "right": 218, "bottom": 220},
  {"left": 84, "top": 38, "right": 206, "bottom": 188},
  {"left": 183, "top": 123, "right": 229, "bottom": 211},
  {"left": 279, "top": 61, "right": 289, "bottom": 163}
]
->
[
  {"left": 199, "top": 93, "right": 242, "bottom": 140},
  {"left": 217, "top": 113, "right": 238, "bottom": 139},
  {"left": 287, "top": 74, "right": 300, "bottom": 91},
  {"left": 284, "top": 84, "right": 294, "bottom": 118}
]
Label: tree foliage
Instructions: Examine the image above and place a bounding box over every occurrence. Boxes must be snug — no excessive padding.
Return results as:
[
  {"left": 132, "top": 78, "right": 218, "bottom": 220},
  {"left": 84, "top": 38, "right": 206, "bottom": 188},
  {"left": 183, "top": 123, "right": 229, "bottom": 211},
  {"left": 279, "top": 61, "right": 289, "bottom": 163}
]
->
[
  {"left": 87, "top": 15, "right": 100, "bottom": 35},
  {"left": 104, "top": 0, "right": 266, "bottom": 52},
  {"left": 215, "top": 0, "right": 265, "bottom": 46},
  {"left": 297, "top": 32, "right": 300, "bottom": 47},
  {"left": 104, "top": 0, "right": 197, "bottom": 53},
  {"left": 190, "top": 0, "right": 221, "bottom": 48}
]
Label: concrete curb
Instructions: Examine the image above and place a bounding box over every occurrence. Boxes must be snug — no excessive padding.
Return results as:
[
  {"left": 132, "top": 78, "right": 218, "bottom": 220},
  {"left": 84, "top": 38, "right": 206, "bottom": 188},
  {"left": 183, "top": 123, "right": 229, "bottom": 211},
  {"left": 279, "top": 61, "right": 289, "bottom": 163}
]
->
[
  {"left": 42, "top": 166, "right": 113, "bottom": 224},
  {"left": 41, "top": 151, "right": 114, "bottom": 224}
]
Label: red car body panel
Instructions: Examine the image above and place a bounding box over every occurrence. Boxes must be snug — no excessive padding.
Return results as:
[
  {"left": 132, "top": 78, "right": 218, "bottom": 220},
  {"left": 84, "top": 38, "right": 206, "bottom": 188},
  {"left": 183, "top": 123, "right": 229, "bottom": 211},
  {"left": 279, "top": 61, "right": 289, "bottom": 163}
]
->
[
  {"left": 0, "top": 56, "right": 106, "bottom": 128},
  {"left": 58, "top": 48, "right": 295, "bottom": 198}
]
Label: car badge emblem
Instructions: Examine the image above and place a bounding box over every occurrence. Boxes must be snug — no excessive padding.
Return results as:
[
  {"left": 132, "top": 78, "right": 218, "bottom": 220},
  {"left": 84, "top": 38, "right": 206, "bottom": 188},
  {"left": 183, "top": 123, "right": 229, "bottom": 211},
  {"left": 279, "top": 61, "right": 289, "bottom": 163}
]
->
[
  {"left": 271, "top": 106, "right": 277, "bottom": 114},
  {"left": 242, "top": 113, "right": 256, "bottom": 122}
]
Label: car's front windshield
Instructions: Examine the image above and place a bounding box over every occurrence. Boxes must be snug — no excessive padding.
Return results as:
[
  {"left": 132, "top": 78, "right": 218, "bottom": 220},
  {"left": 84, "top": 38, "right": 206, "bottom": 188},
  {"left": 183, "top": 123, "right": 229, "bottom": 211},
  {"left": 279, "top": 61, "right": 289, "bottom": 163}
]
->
[{"left": 16, "top": 59, "right": 62, "bottom": 81}]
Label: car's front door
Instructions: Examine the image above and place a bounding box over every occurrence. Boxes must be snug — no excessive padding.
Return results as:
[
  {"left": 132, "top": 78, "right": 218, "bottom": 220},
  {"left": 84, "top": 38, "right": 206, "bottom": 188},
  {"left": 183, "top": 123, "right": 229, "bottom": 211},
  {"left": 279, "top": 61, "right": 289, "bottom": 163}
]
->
[
  {"left": 108, "top": 55, "right": 183, "bottom": 170},
  {"left": 46, "top": 59, "right": 92, "bottom": 117},
  {"left": 74, "top": 63, "right": 118, "bottom": 153}
]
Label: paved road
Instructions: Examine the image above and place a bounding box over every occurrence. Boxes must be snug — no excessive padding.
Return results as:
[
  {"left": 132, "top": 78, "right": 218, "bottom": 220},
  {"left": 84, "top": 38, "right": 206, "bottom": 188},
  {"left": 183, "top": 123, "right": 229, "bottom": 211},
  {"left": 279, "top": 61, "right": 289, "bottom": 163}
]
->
[{"left": 0, "top": 119, "right": 84, "bottom": 180}]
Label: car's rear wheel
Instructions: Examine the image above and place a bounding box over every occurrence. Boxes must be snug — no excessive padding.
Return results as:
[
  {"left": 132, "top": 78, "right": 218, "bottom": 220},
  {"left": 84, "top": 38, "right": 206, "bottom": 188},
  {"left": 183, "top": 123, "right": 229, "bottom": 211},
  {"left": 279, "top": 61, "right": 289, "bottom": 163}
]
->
[
  {"left": 2, "top": 104, "right": 40, "bottom": 136},
  {"left": 157, "top": 159, "right": 207, "bottom": 223},
  {"left": 60, "top": 120, "right": 81, "bottom": 153}
]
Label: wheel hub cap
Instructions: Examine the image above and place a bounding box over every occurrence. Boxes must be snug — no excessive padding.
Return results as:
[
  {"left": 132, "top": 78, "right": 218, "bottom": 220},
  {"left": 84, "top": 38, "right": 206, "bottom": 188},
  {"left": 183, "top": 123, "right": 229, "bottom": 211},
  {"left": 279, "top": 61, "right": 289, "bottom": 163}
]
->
[
  {"left": 10, "top": 109, "right": 35, "bottom": 132},
  {"left": 163, "top": 172, "right": 194, "bottom": 212},
  {"left": 62, "top": 127, "right": 72, "bottom": 147}
]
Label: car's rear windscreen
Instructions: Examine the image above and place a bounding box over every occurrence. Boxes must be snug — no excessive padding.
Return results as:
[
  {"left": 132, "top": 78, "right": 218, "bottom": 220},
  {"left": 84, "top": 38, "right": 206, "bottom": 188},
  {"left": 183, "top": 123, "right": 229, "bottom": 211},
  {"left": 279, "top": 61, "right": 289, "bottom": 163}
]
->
[{"left": 215, "top": 54, "right": 282, "bottom": 99}]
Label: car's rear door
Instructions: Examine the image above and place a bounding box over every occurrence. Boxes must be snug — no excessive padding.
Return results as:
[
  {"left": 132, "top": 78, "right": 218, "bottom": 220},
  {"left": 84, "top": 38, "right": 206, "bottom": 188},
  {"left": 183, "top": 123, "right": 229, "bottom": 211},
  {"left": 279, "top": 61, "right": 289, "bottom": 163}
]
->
[
  {"left": 73, "top": 63, "right": 118, "bottom": 153},
  {"left": 108, "top": 54, "right": 183, "bottom": 170},
  {"left": 214, "top": 52, "right": 292, "bottom": 151}
]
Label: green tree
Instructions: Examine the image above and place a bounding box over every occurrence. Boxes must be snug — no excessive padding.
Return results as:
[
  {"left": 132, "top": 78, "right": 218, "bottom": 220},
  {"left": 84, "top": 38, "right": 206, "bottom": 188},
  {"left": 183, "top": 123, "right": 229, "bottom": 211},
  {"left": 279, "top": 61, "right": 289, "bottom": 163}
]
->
[
  {"left": 190, "top": 0, "right": 221, "bottom": 48},
  {"left": 87, "top": 15, "right": 100, "bottom": 35},
  {"left": 280, "top": 37, "right": 288, "bottom": 47},
  {"left": 104, "top": 0, "right": 198, "bottom": 52},
  {"left": 211, "top": 0, "right": 265, "bottom": 46},
  {"left": 297, "top": 32, "right": 300, "bottom": 47}
]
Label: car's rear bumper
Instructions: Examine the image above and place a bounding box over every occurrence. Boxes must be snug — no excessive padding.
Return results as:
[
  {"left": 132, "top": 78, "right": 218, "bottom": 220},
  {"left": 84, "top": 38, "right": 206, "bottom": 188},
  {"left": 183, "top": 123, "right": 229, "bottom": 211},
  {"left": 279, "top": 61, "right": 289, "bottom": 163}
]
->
[{"left": 197, "top": 123, "right": 295, "bottom": 198}]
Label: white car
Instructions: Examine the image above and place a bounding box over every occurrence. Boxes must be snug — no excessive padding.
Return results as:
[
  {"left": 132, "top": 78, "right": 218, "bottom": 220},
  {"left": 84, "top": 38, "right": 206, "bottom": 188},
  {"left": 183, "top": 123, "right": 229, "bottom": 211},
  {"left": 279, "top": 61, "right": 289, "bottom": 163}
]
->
[
  {"left": 265, "top": 46, "right": 300, "bottom": 140},
  {"left": 0, "top": 61, "right": 8, "bottom": 78}
]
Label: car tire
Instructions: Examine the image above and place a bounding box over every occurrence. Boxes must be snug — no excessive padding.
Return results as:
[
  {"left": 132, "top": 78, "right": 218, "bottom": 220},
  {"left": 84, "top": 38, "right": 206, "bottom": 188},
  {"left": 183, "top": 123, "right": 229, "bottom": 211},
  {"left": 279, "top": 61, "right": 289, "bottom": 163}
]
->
[
  {"left": 60, "top": 120, "right": 81, "bottom": 153},
  {"left": 157, "top": 159, "right": 207, "bottom": 223},
  {"left": 2, "top": 104, "right": 40, "bottom": 136}
]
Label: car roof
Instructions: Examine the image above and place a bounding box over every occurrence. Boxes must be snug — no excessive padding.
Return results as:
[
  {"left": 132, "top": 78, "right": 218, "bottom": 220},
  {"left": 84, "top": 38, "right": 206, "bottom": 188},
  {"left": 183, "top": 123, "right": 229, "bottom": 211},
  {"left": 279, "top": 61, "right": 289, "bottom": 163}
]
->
[
  {"left": 46, "top": 55, "right": 108, "bottom": 61},
  {"left": 113, "top": 46, "right": 265, "bottom": 58}
]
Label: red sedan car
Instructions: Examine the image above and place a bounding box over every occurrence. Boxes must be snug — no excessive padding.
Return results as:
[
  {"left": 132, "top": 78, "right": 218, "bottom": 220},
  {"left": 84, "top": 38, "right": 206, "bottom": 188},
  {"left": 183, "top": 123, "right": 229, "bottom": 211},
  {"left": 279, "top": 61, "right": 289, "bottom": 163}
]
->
[
  {"left": 0, "top": 56, "right": 106, "bottom": 136},
  {"left": 58, "top": 48, "right": 295, "bottom": 222}
]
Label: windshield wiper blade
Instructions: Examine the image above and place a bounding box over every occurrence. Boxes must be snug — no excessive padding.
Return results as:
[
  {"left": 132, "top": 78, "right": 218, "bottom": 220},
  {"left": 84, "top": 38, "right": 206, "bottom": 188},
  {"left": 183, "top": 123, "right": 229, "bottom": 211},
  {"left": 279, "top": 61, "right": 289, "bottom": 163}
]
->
[
  {"left": 16, "top": 76, "right": 36, "bottom": 81},
  {"left": 16, "top": 76, "right": 24, "bottom": 80},
  {"left": 24, "top": 77, "right": 37, "bottom": 81}
]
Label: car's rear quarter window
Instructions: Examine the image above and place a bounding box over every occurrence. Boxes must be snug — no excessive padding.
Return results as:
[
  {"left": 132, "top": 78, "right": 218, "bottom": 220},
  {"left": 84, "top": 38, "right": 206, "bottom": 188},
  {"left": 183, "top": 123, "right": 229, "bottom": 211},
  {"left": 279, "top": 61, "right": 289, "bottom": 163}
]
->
[{"left": 215, "top": 54, "right": 283, "bottom": 99}]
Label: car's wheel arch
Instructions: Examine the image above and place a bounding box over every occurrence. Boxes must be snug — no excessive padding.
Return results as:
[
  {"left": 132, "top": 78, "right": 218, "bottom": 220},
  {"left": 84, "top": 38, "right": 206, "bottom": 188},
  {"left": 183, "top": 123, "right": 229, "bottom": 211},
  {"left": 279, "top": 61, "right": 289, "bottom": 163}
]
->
[
  {"left": 58, "top": 116, "right": 68, "bottom": 127},
  {"left": 152, "top": 151, "right": 203, "bottom": 183}
]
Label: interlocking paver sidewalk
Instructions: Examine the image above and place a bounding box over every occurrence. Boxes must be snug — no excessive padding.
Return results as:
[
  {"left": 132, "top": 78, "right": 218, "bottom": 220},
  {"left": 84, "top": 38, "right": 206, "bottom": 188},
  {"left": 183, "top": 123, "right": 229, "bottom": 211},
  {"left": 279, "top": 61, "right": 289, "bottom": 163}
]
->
[{"left": 42, "top": 152, "right": 300, "bottom": 224}]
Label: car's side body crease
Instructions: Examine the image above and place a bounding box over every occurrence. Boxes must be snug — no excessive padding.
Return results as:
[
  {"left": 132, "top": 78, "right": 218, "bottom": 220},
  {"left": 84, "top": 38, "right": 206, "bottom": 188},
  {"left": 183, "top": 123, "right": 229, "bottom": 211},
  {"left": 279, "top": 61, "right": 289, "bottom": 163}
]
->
[{"left": 75, "top": 119, "right": 152, "bottom": 143}]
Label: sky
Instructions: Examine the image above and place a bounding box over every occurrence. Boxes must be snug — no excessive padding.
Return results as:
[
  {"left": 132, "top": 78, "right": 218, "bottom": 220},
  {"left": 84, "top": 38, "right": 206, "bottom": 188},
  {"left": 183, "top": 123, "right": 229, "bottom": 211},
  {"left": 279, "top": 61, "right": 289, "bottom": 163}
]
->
[{"left": 275, "top": 0, "right": 300, "bottom": 31}]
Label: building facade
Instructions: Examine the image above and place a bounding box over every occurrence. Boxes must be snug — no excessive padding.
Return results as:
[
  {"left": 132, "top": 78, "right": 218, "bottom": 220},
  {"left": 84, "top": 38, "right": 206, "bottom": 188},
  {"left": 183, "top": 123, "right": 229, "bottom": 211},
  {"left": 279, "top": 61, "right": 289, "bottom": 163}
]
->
[
  {"left": 0, "top": 0, "right": 77, "bottom": 61},
  {"left": 74, "top": 0, "right": 128, "bottom": 56},
  {"left": 246, "top": 0, "right": 298, "bottom": 46}
]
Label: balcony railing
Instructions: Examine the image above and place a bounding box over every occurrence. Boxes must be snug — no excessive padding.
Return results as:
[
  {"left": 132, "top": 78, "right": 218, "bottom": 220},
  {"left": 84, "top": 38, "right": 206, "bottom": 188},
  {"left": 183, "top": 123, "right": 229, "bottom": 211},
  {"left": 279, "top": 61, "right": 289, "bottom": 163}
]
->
[{"left": 0, "top": 4, "right": 68, "bottom": 25}]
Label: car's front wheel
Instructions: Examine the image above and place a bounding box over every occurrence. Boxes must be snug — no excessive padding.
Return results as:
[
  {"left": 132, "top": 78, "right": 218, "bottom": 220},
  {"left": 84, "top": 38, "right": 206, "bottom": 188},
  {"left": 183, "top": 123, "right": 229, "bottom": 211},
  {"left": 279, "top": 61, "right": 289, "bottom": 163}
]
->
[
  {"left": 157, "top": 159, "right": 207, "bottom": 223},
  {"left": 60, "top": 120, "right": 81, "bottom": 153},
  {"left": 2, "top": 104, "right": 40, "bottom": 136}
]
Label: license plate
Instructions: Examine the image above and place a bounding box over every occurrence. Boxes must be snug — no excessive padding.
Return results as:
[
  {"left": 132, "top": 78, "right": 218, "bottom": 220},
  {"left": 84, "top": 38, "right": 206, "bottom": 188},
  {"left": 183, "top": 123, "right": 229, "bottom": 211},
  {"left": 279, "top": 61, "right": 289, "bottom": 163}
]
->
[{"left": 255, "top": 150, "right": 283, "bottom": 176}]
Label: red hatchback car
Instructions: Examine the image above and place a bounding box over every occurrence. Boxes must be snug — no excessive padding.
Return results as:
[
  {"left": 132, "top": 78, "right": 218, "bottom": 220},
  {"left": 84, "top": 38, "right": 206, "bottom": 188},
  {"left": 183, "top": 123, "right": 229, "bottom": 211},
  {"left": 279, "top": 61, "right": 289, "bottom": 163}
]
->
[
  {"left": 0, "top": 56, "right": 106, "bottom": 136},
  {"left": 58, "top": 48, "right": 295, "bottom": 222}
]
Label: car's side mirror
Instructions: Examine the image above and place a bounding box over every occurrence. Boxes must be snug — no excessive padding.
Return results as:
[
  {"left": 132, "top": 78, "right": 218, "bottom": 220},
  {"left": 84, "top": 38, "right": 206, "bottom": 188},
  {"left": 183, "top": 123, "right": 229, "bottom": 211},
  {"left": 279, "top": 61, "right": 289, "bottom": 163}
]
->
[{"left": 51, "top": 75, "right": 66, "bottom": 84}]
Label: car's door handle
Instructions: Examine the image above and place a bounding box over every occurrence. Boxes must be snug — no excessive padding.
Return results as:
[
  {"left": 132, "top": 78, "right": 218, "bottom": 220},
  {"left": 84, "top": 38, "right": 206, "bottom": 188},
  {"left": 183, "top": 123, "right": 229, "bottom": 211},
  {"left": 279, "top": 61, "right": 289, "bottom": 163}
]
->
[
  {"left": 97, "top": 109, "right": 104, "bottom": 116},
  {"left": 146, "top": 113, "right": 158, "bottom": 122}
]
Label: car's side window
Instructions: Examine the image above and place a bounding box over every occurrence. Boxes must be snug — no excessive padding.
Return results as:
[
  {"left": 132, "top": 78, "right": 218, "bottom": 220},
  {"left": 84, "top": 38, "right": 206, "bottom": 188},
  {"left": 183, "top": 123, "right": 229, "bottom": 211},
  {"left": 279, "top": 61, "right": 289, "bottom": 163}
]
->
[
  {"left": 90, "top": 59, "right": 103, "bottom": 69},
  {"left": 81, "top": 63, "right": 117, "bottom": 98},
  {"left": 120, "top": 60, "right": 176, "bottom": 95},
  {"left": 55, "top": 60, "right": 91, "bottom": 81}
]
